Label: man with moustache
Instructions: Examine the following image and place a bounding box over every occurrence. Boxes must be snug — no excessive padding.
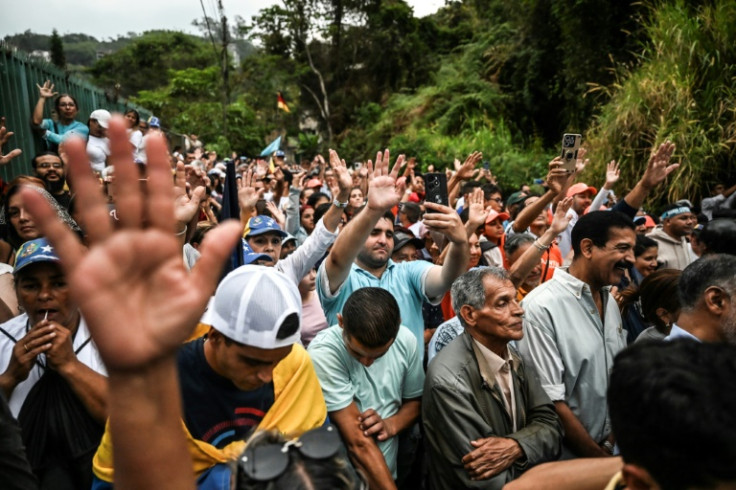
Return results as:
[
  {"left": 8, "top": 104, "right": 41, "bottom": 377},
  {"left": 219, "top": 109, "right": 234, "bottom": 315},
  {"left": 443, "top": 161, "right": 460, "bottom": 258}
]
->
[
  {"left": 517, "top": 211, "right": 632, "bottom": 459},
  {"left": 31, "top": 152, "right": 71, "bottom": 209}
]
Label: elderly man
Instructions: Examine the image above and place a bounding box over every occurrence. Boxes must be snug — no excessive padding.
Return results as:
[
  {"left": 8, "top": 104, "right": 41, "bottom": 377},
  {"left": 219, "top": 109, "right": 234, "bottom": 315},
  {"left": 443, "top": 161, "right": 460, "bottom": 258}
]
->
[
  {"left": 667, "top": 253, "right": 736, "bottom": 344},
  {"left": 517, "top": 211, "right": 632, "bottom": 459},
  {"left": 423, "top": 267, "right": 562, "bottom": 489},
  {"left": 648, "top": 202, "right": 697, "bottom": 270}
]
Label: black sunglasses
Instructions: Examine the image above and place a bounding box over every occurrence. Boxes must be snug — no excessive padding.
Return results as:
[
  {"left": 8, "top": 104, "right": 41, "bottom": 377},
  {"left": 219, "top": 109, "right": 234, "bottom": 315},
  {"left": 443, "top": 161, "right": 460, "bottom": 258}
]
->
[{"left": 240, "top": 425, "right": 341, "bottom": 481}]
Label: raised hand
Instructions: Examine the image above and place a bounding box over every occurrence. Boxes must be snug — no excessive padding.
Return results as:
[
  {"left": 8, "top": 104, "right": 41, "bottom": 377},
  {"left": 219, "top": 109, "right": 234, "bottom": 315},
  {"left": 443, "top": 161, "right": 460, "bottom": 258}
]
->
[
  {"left": 455, "top": 151, "right": 483, "bottom": 180},
  {"left": 604, "top": 160, "right": 620, "bottom": 189},
  {"left": 549, "top": 196, "right": 573, "bottom": 236},
  {"left": 641, "top": 140, "right": 678, "bottom": 190},
  {"left": 21, "top": 118, "right": 241, "bottom": 371},
  {"left": 423, "top": 201, "right": 467, "bottom": 245},
  {"left": 265, "top": 200, "right": 285, "bottom": 228},
  {"left": 0, "top": 117, "right": 22, "bottom": 166},
  {"left": 237, "top": 169, "right": 265, "bottom": 212},
  {"left": 173, "top": 161, "right": 204, "bottom": 232},
  {"left": 366, "top": 149, "right": 406, "bottom": 211},
  {"left": 466, "top": 187, "right": 488, "bottom": 231},
  {"left": 328, "top": 149, "right": 353, "bottom": 199},
  {"left": 37, "top": 80, "right": 58, "bottom": 99},
  {"left": 545, "top": 157, "right": 568, "bottom": 195}
]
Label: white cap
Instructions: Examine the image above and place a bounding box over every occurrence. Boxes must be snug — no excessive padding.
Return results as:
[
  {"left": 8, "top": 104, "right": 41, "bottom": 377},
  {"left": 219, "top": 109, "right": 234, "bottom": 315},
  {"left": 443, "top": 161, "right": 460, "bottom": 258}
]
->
[
  {"left": 89, "top": 109, "right": 112, "bottom": 128},
  {"left": 209, "top": 265, "right": 301, "bottom": 349}
]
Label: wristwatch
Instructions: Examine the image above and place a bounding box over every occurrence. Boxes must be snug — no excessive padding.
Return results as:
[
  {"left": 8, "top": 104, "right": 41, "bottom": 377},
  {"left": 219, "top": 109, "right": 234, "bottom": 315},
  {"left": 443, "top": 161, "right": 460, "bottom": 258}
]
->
[
  {"left": 601, "top": 440, "right": 615, "bottom": 455},
  {"left": 333, "top": 199, "right": 349, "bottom": 208}
]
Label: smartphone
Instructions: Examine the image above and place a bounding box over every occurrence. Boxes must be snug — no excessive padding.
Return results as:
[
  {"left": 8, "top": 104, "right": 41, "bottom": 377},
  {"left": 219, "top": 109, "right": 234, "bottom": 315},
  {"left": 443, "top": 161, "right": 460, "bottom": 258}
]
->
[
  {"left": 424, "top": 172, "right": 449, "bottom": 206},
  {"left": 560, "top": 133, "right": 582, "bottom": 173},
  {"left": 482, "top": 160, "right": 490, "bottom": 171}
]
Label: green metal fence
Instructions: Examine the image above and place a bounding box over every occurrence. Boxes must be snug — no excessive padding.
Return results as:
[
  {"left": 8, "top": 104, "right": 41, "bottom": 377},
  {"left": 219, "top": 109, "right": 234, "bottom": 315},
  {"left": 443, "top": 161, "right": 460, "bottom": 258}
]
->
[{"left": 0, "top": 41, "right": 152, "bottom": 182}]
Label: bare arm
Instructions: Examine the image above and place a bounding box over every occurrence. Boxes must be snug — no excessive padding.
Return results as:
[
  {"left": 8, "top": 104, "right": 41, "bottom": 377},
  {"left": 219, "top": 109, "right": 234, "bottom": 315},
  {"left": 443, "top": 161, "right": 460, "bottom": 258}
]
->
[
  {"left": 512, "top": 159, "right": 567, "bottom": 234},
  {"left": 554, "top": 401, "right": 610, "bottom": 458},
  {"left": 32, "top": 81, "right": 57, "bottom": 128},
  {"left": 619, "top": 141, "right": 677, "bottom": 212},
  {"left": 509, "top": 198, "right": 572, "bottom": 288},
  {"left": 324, "top": 150, "right": 405, "bottom": 293},
  {"left": 320, "top": 149, "right": 353, "bottom": 232},
  {"left": 423, "top": 201, "right": 470, "bottom": 299},
  {"left": 503, "top": 457, "right": 622, "bottom": 490},
  {"left": 331, "top": 403, "right": 397, "bottom": 490}
]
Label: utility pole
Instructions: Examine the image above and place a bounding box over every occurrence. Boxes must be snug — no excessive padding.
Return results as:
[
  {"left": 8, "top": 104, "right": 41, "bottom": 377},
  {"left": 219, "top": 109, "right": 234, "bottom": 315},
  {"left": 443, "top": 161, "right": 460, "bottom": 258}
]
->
[{"left": 218, "top": 0, "right": 229, "bottom": 139}]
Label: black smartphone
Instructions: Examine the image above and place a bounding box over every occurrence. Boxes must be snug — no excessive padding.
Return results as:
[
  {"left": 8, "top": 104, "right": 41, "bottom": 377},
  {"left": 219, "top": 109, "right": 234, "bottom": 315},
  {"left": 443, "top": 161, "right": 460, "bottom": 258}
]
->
[
  {"left": 424, "top": 172, "right": 449, "bottom": 206},
  {"left": 560, "top": 133, "right": 582, "bottom": 173},
  {"left": 483, "top": 160, "right": 490, "bottom": 171}
]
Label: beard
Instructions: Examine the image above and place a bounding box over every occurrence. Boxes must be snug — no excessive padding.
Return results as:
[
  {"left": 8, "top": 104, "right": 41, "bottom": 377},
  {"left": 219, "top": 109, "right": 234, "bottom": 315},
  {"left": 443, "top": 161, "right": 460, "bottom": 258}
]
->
[
  {"left": 357, "top": 247, "right": 390, "bottom": 270},
  {"left": 43, "top": 175, "right": 66, "bottom": 194}
]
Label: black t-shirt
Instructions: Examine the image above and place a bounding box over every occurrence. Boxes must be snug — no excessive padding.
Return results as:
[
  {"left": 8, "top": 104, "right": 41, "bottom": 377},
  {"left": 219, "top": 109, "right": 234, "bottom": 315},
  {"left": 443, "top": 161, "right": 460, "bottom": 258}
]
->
[{"left": 177, "top": 338, "right": 274, "bottom": 448}]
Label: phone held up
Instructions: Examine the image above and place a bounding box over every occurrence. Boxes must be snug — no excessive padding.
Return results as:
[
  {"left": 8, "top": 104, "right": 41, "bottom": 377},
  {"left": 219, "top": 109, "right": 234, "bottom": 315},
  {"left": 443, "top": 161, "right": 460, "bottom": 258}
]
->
[
  {"left": 424, "top": 172, "right": 449, "bottom": 207},
  {"left": 560, "top": 133, "right": 582, "bottom": 173}
]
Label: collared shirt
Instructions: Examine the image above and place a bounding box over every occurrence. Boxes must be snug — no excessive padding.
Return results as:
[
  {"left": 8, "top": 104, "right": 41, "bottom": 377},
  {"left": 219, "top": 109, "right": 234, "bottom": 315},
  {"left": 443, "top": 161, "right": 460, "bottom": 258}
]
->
[
  {"left": 517, "top": 267, "right": 627, "bottom": 459},
  {"left": 666, "top": 323, "right": 700, "bottom": 342},
  {"left": 277, "top": 218, "right": 338, "bottom": 284},
  {"left": 317, "top": 258, "right": 436, "bottom": 358},
  {"left": 473, "top": 340, "right": 517, "bottom": 432}
]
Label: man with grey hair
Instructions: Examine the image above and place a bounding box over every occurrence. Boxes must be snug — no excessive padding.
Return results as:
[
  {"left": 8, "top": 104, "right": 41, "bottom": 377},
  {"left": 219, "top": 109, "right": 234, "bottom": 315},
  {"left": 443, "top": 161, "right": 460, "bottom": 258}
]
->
[
  {"left": 667, "top": 254, "right": 736, "bottom": 344},
  {"left": 423, "top": 267, "right": 562, "bottom": 489}
]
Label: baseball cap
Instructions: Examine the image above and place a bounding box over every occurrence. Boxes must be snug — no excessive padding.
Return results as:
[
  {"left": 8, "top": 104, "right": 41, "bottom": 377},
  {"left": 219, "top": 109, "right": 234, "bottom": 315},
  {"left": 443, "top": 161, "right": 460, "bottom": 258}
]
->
[
  {"left": 566, "top": 183, "right": 597, "bottom": 198},
  {"left": 306, "top": 178, "right": 322, "bottom": 188},
  {"left": 274, "top": 150, "right": 285, "bottom": 158},
  {"left": 633, "top": 215, "right": 656, "bottom": 228},
  {"left": 147, "top": 116, "right": 161, "bottom": 128},
  {"left": 245, "top": 216, "right": 288, "bottom": 239},
  {"left": 242, "top": 240, "right": 274, "bottom": 265},
  {"left": 281, "top": 233, "right": 298, "bottom": 246},
  {"left": 209, "top": 265, "right": 301, "bottom": 349},
  {"left": 89, "top": 109, "right": 112, "bottom": 129},
  {"left": 485, "top": 209, "right": 510, "bottom": 224},
  {"left": 506, "top": 191, "right": 527, "bottom": 208},
  {"left": 393, "top": 228, "right": 424, "bottom": 254},
  {"left": 14, "top": 238, "right": 61, "bottom": 275}
]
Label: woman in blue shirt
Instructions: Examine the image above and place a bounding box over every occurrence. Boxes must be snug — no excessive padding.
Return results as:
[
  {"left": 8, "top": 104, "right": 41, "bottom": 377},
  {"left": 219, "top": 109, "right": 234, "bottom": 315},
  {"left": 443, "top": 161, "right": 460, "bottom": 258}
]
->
[{"left": 31, "top": 80, "right": 89, "bottom": 151}]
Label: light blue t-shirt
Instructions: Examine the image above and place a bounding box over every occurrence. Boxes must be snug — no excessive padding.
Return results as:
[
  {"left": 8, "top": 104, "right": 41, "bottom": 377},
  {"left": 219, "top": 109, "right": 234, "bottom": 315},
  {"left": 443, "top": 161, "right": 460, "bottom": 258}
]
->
[
  {"left": 307, "top": 325, "right": 425, "bottom": 477},
  {"left": 317, "top": 259, "right": 436, "bottom": 359}
]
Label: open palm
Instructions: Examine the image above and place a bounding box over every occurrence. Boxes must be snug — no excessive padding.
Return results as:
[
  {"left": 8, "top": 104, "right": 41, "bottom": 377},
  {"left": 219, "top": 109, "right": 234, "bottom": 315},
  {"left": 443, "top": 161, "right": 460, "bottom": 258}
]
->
[{"left": 23, "top": 119, "right": 241, "bottom": 371}]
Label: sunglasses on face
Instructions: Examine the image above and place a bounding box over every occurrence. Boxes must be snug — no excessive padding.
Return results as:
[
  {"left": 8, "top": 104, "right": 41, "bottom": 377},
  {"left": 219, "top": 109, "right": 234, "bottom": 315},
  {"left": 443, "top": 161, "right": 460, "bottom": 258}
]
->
[{"left": 240, "top": 425, "right": 341, "bottom": 481}]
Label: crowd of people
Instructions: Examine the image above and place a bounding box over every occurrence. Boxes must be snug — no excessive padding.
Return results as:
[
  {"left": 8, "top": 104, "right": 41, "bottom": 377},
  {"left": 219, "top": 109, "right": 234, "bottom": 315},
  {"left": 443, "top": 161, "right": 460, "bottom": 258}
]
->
[{"left": 0, "top": 82, "right": 734, "bottom": 490}]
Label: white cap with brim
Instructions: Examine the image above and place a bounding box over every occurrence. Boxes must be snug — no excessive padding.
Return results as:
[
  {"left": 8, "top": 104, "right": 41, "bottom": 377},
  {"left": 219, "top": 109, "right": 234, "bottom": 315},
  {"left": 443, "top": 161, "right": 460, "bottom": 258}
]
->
[
  {"left": 89, "top": 109, "right": 112, "bottom": 129},
  {"left": 208, "top": 265, "right": 301, "bottom": 349}
]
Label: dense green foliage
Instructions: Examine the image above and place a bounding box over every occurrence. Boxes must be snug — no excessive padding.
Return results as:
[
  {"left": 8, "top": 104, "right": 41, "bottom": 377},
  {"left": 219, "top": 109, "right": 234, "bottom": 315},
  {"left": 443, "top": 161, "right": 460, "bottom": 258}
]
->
[
  {"left": 7, "top": 1, "right": 734, "bottom": 201},
  {"left": 49, "top": 29, "right": 66, "bottom": 69}
]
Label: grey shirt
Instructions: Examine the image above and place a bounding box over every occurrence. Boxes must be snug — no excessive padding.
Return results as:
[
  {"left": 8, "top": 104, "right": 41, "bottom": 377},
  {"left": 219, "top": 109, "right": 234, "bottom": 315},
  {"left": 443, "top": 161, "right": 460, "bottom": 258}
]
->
[{"left": 516, "top": 267, "right": 627, "bottom": 459}]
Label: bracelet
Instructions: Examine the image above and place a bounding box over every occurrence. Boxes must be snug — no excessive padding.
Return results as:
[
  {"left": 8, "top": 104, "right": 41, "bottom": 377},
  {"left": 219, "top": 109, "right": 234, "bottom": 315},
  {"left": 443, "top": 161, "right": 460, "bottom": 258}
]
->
[
  {"left": 332, "top": 199, "right": 349, "bottom": 209},
  {"left": 532, "top": 239, "right": 550, "bottom": 252},
  {"left": 175, "top": 225, "right": 188, "bottom": 237}
]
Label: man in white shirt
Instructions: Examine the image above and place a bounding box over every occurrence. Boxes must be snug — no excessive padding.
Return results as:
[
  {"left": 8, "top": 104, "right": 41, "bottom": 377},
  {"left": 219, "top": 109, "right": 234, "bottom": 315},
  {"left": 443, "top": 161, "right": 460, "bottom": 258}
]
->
[{"left": 86, "top": 109, "right": 111, "bottom": 173}]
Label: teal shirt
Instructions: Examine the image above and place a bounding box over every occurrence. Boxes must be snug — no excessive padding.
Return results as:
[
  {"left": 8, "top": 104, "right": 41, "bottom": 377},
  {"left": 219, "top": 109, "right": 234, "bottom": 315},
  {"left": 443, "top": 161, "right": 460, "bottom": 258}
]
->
[
  {"left": 41, "top": 118, "right": 89, "bottom": 145},
  {"left": 307, "top": 325, "right": 425, "bottom": 476},
  {"left": 317, "top": 259, "right": 436, "bottom": 359}
]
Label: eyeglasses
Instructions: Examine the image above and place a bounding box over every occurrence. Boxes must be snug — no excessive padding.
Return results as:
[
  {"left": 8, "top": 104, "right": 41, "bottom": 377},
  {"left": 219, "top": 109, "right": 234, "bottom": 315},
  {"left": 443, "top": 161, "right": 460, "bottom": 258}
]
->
[
  {"left": 489, "top": 197, "right": 503, "bottom": 203},
  {"left": 37, "top": 162, "right": 63, "bottom": 169},
  {"left": 240, "top": 425, "right": 341, "bottom": 481}
]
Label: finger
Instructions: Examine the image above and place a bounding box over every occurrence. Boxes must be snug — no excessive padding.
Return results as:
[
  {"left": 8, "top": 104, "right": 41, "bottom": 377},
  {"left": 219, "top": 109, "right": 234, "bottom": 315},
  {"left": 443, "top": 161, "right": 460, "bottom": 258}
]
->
[
  {"left": 146, "top": 135, "right": 177, "bottom": 231},
  {"left": 423, "top": 201, "right": 450, "bottom": 213},
  {"left": 2, "top": 149, "right": 22, "bottom": 163},
  {"left": 359, "top": 408, "right": 376, "bottom": 420},
  {"left": 363, "top": 422, "right": 384, "bottom": 437},
  {"left": 189, "top": 220, "right": 244, "bottom": 297},
  {"left": 108, "top": 117, "right": 144, "bottom": 230}
]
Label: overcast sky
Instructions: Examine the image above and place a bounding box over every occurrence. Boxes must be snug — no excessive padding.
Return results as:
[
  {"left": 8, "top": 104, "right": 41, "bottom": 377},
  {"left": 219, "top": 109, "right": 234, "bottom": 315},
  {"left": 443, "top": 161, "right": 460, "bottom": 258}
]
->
[{"left": 1, "top": 0, "right": 445, "bottom": 40}]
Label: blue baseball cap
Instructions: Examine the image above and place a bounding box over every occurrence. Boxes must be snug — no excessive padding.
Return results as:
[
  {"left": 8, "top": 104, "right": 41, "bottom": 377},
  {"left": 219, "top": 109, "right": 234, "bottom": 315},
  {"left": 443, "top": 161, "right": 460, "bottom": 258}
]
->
[
  {"left": 246, "top": 216, "right": 287, "bottom": 239},
  {"left": 14, "top": 238, "right": 61, "bottom": 275},
  {"left": 147, "top": 116, "right": 161, "bottom": 128},
  {"left": 274, "top": 150, "right": 285, "bottom": 157},
  {"left": 242, "top": 239, "right": 274, "bottom": 265}
]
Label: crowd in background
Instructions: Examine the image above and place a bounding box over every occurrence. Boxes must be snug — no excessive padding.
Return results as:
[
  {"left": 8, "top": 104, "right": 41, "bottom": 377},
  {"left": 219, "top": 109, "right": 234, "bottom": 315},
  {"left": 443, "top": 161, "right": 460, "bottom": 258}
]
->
[{"left": 0, "top": 83, "right": 734, "bottom": 490}]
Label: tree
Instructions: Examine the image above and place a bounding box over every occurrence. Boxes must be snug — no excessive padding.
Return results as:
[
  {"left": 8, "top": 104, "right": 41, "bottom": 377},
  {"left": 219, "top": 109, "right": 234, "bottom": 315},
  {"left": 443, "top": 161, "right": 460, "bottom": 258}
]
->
[{"left": 49, "top": 29, "right": 66, "bottom": 69}]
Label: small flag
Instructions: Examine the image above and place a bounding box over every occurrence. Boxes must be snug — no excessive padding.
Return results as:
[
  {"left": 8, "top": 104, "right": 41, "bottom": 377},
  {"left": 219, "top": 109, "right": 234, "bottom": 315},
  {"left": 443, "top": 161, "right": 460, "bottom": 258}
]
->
[
  {"left": 260, "top": 136, "right": 281, "bottom": 157},
  {"left": 277, "top": 92, "right": 290, "bottom": 113}
]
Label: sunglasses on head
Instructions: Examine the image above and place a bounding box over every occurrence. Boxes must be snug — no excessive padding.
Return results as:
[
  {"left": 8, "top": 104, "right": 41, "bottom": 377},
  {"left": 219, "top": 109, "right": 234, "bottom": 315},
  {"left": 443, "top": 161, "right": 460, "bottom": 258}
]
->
[{"left": 240, "top": 425, "right": 341, "bottom": 481}]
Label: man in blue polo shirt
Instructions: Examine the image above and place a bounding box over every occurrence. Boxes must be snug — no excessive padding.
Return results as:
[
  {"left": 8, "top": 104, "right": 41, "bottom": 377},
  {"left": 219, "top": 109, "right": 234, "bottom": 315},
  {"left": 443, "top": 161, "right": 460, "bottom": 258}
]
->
[{"left": 317, "top": 149, "right": 469, "bottom": 358}]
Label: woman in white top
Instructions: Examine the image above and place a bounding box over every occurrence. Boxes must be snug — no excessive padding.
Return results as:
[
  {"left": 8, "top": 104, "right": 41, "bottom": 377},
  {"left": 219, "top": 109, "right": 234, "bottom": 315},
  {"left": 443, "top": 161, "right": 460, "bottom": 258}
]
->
[{"left": 124, "top": 109, "right": 144, "bottom": 162}]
